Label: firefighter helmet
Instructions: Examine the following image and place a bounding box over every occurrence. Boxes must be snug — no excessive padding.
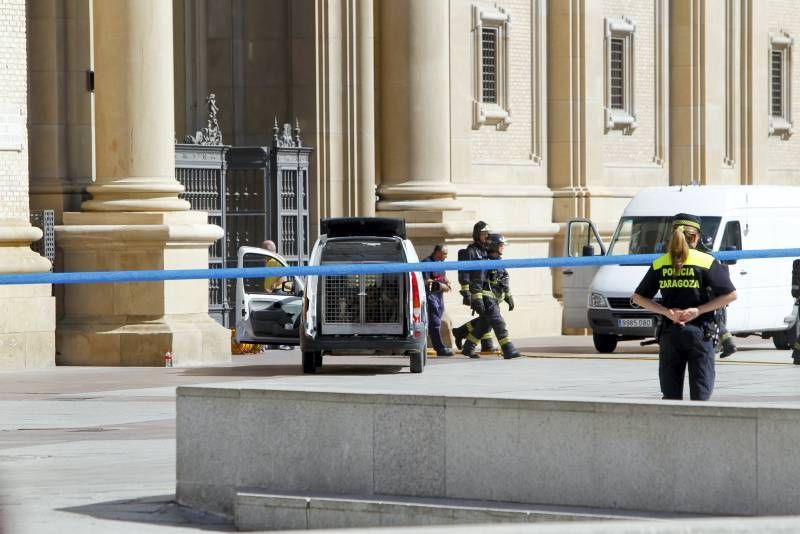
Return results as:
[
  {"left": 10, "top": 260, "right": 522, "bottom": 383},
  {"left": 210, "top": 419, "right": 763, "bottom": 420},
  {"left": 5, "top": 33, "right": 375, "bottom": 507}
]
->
[{"left": 486, "top": 233, "right": 508, "bottom": 253}]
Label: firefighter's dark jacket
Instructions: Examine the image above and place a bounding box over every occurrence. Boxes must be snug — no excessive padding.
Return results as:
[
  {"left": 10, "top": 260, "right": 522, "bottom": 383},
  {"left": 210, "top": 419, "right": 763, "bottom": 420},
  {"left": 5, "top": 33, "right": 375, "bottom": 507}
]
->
[
  {"left": 469, "top": 262, "right": 512, "bottom": 304},
  {"left": 458, "top": 241, "right": 487, "bottom": 291}
]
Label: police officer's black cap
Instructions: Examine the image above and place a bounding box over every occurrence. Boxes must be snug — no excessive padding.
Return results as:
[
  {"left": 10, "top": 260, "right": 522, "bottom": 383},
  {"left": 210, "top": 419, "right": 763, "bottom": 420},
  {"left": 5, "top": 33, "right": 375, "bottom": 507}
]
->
[{"left": 672, "top": 213, "right": 701, "bottom": 230}]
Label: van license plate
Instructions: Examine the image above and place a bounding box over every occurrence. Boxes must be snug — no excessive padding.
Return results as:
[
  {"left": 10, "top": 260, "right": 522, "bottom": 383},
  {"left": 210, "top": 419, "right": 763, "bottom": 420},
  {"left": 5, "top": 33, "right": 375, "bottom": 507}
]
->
[{"left": 618, "top": 318, "right": 653, "bottom": 328}]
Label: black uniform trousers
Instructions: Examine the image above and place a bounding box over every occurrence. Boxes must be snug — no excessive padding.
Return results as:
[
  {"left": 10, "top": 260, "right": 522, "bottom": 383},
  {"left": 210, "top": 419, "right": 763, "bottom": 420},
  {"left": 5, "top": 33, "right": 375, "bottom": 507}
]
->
[
  {"left": 658, "top": 322, "right": 715, "bottom": 401},
  {"left": 468, "top": 299, "right": 509, "bottom": 347}
]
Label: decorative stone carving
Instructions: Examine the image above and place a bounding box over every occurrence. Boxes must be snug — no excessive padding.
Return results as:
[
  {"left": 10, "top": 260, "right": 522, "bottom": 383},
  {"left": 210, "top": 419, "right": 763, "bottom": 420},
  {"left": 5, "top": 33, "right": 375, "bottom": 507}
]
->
[
  {"left": 185, "top": 93, "right": 223, "bottom": 145},
  {"left": 273, "top": 117, "right": 303, "bottom": 148}
]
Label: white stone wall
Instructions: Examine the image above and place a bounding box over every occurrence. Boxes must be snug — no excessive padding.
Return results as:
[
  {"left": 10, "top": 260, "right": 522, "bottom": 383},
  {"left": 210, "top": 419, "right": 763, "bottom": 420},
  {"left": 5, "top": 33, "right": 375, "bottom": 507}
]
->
[
  {"left": 601, "top": 0, "right": 657, "bottom": 165},
  {"left": 470, "top": 0, "right": 533, "bottom": 162},
  {"left": 0, "top": 0, "right": 29, "bottom": 220},
  {"left": 766, "top": 0, "right": 800, "bottom": 181}
]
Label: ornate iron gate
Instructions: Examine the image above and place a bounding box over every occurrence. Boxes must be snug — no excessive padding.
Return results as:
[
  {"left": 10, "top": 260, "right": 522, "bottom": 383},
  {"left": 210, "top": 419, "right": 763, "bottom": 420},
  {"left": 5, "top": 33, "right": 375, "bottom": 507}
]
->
[
  {"left": 175, "top": 95, "right": 312, "bottom": 327},
  {"left": 175, "top": 143, "right": 229, "bottom": 326},
  {"left": 271, "top": 119, "right": 312, "bottom": 266},
  {"left": 29, "top": 209, "right": 55, "bottom": 270}
]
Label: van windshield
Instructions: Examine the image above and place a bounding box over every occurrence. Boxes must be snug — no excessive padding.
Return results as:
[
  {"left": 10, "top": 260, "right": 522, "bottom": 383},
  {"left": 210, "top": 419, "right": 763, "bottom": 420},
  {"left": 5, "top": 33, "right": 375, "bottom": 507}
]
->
[{"left": 608, "top": 216, "right": 721, "bottom": 256}]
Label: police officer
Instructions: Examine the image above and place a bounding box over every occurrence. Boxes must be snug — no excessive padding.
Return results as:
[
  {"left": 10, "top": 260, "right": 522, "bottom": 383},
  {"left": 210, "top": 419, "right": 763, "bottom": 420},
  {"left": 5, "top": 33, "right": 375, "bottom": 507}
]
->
[
  {"left": 632, "top": 213, "right": 737, "bottom": 400},
  {"left": 461, "top": 233, "right": 521, "bottom": 359},
  {"left": 422, "top": 244, "right": 454, "bottom": 357},
  {"left": 699, "top": 235, "right": 737, "bottom": 358},
  {"left": 452, "top": 221, "right": 497, "bottom": 354}
]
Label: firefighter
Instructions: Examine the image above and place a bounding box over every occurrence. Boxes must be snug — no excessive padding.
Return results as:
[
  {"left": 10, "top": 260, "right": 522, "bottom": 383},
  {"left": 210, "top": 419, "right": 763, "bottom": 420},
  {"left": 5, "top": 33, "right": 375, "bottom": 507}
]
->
[
  {"left": 632, "top": 213, "right": 737, "bottom": 401},
  {"left": 699, "top": 234, "right": 737, "bottom": 358},
  {"left": 460, "top": 233, "right": 521, "bottom": 360},
  {"left": 452, "top": 221, "right": 498, "bottom": 354}
]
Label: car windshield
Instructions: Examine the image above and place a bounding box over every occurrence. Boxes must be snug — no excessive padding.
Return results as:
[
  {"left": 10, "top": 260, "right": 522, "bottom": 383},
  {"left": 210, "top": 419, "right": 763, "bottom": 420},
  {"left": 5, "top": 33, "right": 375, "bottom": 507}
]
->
[{"left": 607, "top": 216, "right": 722, "bottom": 256}]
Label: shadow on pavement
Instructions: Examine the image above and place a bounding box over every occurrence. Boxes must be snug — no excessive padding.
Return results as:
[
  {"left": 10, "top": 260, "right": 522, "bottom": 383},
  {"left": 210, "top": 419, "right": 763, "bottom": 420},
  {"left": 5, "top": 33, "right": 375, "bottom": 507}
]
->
[
  {"left": 178, "top": 364, "right": 406, "bottom": 377},
  {"left": 59, "top": 495, "right": 233, "bottom": 531}
]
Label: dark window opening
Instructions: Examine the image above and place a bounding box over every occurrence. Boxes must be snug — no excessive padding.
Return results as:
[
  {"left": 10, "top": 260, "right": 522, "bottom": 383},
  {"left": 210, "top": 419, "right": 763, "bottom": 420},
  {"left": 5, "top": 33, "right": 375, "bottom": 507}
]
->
[
  {"left": 481, "top": 28, "right": 498, "bottom": 104},
  {"left": 610, "top": 38, "right": 624, "bottom": 110},
  {"left": 772, "top": 50, "right": 784, "bottom": 117}
]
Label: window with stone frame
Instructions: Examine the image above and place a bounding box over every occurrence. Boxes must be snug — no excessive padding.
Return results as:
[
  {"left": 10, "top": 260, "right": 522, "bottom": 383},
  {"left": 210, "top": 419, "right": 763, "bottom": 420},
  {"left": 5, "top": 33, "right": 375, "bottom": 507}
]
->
[
  {"left": 604, "top": 16, "right": 637, "bottom": 134},
  {"left": 770, "top": 31, "right": 793, "bottom": 139},
  {"left": 472, "top": 4, "right": 511, "bottom": 130}
]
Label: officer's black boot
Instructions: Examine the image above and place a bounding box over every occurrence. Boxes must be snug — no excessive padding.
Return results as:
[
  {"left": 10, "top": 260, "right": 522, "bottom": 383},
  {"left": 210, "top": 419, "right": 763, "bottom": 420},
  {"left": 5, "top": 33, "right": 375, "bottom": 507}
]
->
[
  {"left": 452, "top": 326, "right": 467, "bottom": 350},
  {"left": 480, "top": 336, "right": 497, "bottom": 354},
  {"left": 720, "top": 336, "right": 737, "bottom": 358},
  {"left": 501, "top": 342, "right": 522, "bottom": 359},
  {"left": 461, "top": 340, "right": 480, "bottom": 359},
  {"left": 792, "top": 345, "right": 800, "bottom": 365}
]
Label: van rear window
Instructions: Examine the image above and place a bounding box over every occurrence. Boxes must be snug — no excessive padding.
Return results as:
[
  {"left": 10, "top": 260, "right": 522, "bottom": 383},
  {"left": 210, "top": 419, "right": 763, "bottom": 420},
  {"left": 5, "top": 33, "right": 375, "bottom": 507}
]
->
[
  {"left": 608, "top": 216, "right": 721, "bottom": 256},
  {"left": 321, "top": 239, "right": 405, "bottom": 263}
]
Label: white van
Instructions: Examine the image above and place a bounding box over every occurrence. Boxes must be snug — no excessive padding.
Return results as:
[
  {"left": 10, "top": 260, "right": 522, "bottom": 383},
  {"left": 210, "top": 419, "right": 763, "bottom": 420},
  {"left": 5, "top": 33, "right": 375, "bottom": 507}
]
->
[
  {"left": 563, "top": 185, "right": 800, "bottom": 354},
  {"left": 300, "top": 217, "right": 429, "bottom": 374}
]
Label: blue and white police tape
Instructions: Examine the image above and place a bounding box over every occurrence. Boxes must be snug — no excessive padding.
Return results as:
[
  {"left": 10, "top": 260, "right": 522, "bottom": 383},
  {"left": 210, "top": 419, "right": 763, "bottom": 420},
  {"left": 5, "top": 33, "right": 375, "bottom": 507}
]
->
[{"left": 0, "top": 247, "right": 799, "bottom": 286}]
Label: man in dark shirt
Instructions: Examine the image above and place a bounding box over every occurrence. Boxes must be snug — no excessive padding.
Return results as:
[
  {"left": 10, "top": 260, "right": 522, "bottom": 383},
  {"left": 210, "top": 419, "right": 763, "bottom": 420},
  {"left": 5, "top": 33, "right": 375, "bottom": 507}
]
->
[{"left": 423, "top": 244, "right": 453, "bottom": 357}]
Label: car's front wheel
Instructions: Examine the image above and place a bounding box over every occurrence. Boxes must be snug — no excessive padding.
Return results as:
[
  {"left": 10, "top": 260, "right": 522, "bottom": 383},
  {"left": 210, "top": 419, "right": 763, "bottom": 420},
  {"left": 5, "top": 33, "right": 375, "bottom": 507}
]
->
[
  {"left": 772, "top": 325, "right": 797, "bottom": 350},
  {"left": 302, "top": 351, "right": 318, "bottom": 374},
  {"left": 593, "top": 333, "right": 618, "bottom": 353},
  {"left": 410, "top": 350, "right": 425, "bottom": 373}
]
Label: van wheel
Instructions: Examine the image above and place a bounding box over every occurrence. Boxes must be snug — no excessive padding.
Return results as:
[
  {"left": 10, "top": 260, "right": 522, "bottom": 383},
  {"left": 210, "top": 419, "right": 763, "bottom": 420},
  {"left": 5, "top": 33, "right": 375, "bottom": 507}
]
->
[
  {"left": 410, "top": 351, "right": 425, "bottom": 374},
  {"left": 302, "top": 351, "right": 318, "bottom": 374},
  {"left": 593, "top": 333, "right": 618, "bottom": 353},
  {"left": 772, "top": 327, "right": 797, "bottom": 350}
]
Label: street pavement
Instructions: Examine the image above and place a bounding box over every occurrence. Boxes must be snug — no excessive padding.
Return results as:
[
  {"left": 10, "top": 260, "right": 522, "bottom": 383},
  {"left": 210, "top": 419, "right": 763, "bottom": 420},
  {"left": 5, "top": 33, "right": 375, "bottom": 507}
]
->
[{"left": 0, "top": 335, "right": 797, "bottom": 533}]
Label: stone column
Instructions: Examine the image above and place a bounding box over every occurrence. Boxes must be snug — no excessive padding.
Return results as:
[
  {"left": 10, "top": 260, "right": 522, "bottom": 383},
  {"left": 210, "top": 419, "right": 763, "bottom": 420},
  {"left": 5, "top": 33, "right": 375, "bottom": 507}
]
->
[
  {"left": 0, "top": 0, "right": 55, "bottom": 369},
  {"left": 357, "top": 0, "right": 376, "bottom": 217},
  {"left": 56, "top": 0, "right": 230, "bottom": 366},
  {"left": 376, "top": 0, "right": 458, "bottom": 212}
]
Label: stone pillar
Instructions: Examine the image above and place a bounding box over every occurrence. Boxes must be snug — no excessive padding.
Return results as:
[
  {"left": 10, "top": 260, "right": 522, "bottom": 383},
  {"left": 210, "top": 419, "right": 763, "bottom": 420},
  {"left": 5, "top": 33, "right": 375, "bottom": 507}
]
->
[
  {"left": 27, "top": 0, "right": 91, "bottom": 220},
  {"left": 377, "top": 0, "right": 458, "bottom": 212},
  {"left": 0, "top": 0, "right": 55, "bottom": 369},
  {"left": 357, "top": 0, "right": 376, "bottom": 217},
  {"left": 56, "top": 0, "right": 230, "bottom": 366}
]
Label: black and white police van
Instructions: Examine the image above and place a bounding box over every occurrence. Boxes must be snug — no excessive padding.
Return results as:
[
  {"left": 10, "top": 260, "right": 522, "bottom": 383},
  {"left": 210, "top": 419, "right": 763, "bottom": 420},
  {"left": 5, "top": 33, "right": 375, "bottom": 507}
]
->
[{"left": 300, "top": 217, "right": 429, "bottom": 374}]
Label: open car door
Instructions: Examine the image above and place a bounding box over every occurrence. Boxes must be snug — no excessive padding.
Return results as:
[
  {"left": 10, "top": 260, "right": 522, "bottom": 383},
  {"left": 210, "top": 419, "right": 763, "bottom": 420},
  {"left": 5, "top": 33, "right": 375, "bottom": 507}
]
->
[
  {"left": 235, "top": 246, "right": 305, "bottom": 345},
  {"left": 562, "top": 219, "right": 605, "bottom": 329}
]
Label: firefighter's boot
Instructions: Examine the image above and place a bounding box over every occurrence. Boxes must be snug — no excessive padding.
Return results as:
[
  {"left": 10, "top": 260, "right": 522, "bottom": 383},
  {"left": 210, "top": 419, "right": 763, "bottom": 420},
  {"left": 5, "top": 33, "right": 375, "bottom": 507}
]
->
[
  {"left": 719, "top": 335, "right": 737, "bottom": 358},
  {"left": 461, "top": 339, "right": 480, "bottom": 359},
  {"left": 452, "top": 326, "right": 467, "bottom": 350},
  {"left": 501, "top": 341, "right": 522, "bottom": 360},
  {"left": 792, "top": 344, "right": 800, "bottom": 365},
  {"left": 480, "top": 335, "right": 497, "bottom": 354}
]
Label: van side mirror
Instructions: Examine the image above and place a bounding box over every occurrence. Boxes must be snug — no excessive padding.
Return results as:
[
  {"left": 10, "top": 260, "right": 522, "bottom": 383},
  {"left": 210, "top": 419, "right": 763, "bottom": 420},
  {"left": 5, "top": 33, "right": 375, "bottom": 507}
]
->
[
  {"left": 281, "top": 280, "right": 296, "bottom": 294},
  {"left": 582, "top": 245, "right": 595, "bottom": 257},
  {"left": 722, "top": 245, "right": 738, "bottom": 266}
]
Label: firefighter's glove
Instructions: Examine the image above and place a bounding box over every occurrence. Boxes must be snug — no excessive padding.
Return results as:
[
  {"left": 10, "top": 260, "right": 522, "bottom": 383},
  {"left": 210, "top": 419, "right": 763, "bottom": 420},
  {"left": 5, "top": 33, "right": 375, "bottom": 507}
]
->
[
  {"left": 471, "top": 297, "right": 485, "bottom": 315},
  {"left": 506, "top": 296, "right": 515, "bottom": 311},
  {"left": 460, "top": 290, "right": 472, "bottom": 307}
]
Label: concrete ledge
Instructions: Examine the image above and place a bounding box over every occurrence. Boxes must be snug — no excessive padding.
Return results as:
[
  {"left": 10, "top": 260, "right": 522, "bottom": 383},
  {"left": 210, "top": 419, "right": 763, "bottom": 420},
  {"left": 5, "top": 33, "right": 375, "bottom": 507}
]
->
[
  {"left": 176, "top": 388, "right": 800, "bottom": 520},
  {"left": 263, "top": 516, "right": 800, "bottom": 533},
  {"left": 234, "top": 490, "right": 687, "bottom": 531}
]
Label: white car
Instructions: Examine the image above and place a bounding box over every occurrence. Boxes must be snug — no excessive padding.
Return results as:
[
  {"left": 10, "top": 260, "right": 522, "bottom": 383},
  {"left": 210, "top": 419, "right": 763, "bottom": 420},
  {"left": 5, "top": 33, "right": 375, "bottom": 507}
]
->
[{"left": 235, "top": 246, "right": 304, "bottom": 347}]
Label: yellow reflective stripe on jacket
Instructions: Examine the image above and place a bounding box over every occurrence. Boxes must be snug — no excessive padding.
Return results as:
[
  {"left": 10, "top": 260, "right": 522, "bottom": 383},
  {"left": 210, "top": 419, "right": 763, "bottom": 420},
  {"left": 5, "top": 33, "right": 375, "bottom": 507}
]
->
[
  {"left": 652, "top": 249, "right": 714, "bottom": 270},
  {"left": 460, "top": 283, "right": 469, "bottom": 291}
]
